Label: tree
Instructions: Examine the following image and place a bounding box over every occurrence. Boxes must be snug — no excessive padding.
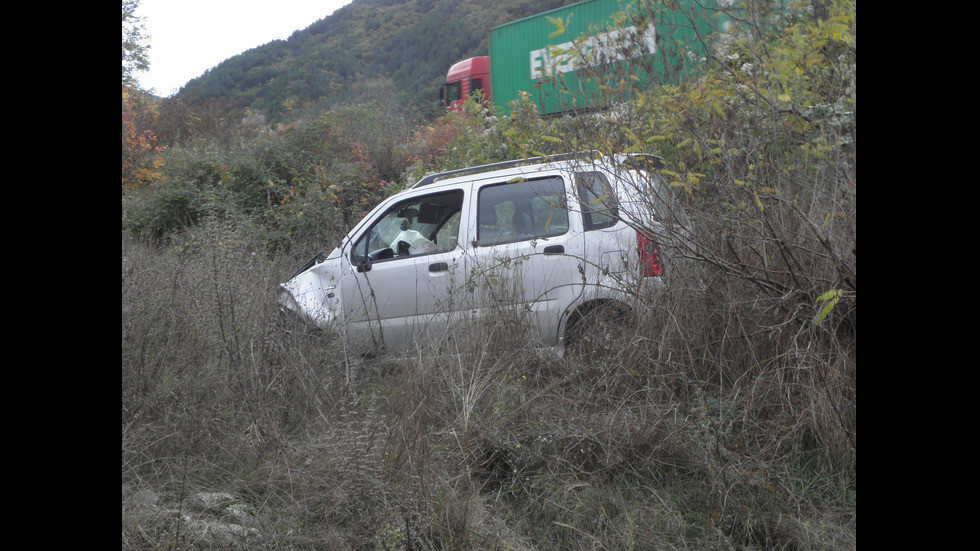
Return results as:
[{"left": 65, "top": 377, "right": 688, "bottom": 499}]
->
[
  {"left": 122, "top": 0, "right": 150, "bottom": 90},
  {"left": 122, "top": 0, "right": 164, "bottom": 189},
  {"left": 122, "top": 86, "right": 164, "bottom": 190}
]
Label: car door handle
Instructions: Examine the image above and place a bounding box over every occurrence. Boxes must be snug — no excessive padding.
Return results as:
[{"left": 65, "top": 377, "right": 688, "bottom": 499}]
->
[
  {"left": 543, "top": 245, "right": 564, "bottom": 255},
  {"left": 429, "top": 262, "right": 449, "bottom": 272}
]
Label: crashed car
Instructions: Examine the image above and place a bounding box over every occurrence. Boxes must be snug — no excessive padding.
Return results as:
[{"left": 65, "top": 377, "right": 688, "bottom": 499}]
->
[{"left": 277, "top": 152, "right": 690, "bottom": 355}]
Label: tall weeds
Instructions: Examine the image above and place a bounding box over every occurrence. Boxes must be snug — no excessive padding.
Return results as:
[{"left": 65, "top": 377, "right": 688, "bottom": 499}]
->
[{"left": 123, "top": 214, "right": 854, "bottom": 548}]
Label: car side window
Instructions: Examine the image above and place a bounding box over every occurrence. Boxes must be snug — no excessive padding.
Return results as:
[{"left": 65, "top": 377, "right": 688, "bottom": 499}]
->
[
  {"left": 477, "top": 176, "right": 568, "bottom": 246},
  {"left": 351, "top": 190, "right": 464, "bottom": 265},
  {"left": 576, "top": 172, "right": 618, "bottom": 231}
]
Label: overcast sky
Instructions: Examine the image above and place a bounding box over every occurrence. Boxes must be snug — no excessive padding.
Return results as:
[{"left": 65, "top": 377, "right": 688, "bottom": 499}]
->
[{"left": 134, "top": 0, "right": 355, "bottom": 96}]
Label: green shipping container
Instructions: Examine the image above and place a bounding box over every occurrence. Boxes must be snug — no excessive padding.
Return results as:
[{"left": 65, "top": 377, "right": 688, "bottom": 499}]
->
[{"left": 488, "top": 0, "right": 730, "bottom": 115}]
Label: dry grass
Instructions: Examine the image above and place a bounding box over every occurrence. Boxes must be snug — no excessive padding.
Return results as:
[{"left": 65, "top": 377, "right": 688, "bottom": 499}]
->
[{"left": 122, "top": 210, "right": 854, "bottom": 549}]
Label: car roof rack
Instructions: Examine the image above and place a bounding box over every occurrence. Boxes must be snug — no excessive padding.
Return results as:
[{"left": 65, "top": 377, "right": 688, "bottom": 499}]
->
[{"left": 411, "top": 151, "right": 602, "bottom": 189}]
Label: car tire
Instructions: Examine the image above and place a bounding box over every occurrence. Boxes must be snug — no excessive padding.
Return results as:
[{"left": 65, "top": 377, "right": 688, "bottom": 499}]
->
[{"left": 565, "top": 301, "right": 633, "bottom": 361}]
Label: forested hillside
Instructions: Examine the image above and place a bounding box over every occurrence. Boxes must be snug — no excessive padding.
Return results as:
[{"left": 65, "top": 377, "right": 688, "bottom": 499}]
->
[{"left": 174, "top": 0, "right": 579, "bottom": 122}]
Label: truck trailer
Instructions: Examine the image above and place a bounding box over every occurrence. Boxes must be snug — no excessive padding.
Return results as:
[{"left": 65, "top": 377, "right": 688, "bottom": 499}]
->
[{"left": 439, "top": 0, "right": 734, "bottom": 115}]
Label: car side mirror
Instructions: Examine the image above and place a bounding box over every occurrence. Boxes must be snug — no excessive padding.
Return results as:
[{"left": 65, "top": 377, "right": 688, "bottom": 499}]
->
[{"left": 355, "top": 256, "right": 372, "bottom": 273}]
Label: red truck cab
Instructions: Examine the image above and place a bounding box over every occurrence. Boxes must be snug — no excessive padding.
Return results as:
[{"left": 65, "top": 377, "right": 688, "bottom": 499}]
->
[{"left": 439, "top": 56, "right": 491, "bottom": 112}]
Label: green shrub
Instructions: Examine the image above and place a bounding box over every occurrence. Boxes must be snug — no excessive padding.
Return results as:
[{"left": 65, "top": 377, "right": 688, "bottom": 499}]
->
[{"left": 124, "top": 183, "right": 205, "bottom": 243}]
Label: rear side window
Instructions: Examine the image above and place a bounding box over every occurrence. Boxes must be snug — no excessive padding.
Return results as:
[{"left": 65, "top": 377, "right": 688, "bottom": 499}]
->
[
  {"left": 477, "top": 176, "right": 568, "bottom": 246},
  {"left": 646, "top": 173, "right": 692, "bottom": 229},
  {"left": 577, "top": 172, "right": 618, "bottom": 230}
]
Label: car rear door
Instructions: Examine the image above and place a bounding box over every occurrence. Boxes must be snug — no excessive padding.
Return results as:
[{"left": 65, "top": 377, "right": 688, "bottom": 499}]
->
[{"left": 466, "top": 173, "right": 584, "bottom": 345}]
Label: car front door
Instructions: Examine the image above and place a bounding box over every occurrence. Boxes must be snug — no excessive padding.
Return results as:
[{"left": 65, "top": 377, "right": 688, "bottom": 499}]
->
[{"left": 340, "top": 188, "right": 467, "bottom": 353}]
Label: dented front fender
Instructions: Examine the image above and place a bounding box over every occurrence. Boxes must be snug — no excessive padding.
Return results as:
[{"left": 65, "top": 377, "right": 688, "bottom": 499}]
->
[{"left": 277, "top": 248, "right": 343, "bottom": 329}]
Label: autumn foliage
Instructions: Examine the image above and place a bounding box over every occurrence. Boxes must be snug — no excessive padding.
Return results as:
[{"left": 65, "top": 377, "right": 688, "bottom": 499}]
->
[{"left": 122, "top": 85, "right": 165, "bottom": 190}]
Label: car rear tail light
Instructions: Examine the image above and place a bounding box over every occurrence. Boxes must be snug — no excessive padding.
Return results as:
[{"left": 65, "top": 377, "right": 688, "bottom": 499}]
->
[{"left": 637, "top": 232, "right": 663, "bottom": 277}]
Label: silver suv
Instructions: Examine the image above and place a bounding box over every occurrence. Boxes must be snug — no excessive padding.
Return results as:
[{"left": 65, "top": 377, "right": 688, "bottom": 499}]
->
[{"left": 278, "top": 153, "right": 688, "bottom": 355}]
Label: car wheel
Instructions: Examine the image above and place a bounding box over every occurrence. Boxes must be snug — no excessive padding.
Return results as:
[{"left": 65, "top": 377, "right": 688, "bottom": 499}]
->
[{"left": 565, "top": 301, "right": 633, "bottom": 360}]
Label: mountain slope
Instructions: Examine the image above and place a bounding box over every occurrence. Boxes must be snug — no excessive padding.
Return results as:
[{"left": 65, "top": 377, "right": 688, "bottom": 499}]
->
[{"left": 175, "top": 0, "right": 578, "bottom": 122}]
